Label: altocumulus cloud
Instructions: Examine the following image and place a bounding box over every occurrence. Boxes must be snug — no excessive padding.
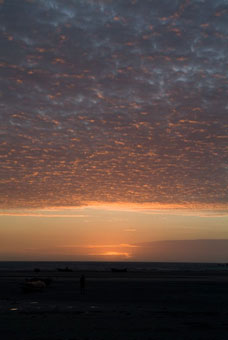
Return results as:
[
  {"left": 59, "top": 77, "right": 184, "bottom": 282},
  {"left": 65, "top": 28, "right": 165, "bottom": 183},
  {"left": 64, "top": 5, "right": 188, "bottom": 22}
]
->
[{"left": 0, "top": 0, "right": 227, "bottom": 210}]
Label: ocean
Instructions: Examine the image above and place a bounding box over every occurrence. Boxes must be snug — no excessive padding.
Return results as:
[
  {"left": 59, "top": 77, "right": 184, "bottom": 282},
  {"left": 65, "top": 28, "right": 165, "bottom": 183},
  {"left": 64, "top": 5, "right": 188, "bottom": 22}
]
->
[{"left": 0, "top": 261, "right": 226, "bottom": 272}]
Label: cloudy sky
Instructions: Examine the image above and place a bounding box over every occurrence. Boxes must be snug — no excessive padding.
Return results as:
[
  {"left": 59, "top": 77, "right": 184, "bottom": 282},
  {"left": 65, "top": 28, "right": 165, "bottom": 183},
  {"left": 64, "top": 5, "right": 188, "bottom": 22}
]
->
[{"left": 0, "top": 0, "right": 227, "bottom": 261}]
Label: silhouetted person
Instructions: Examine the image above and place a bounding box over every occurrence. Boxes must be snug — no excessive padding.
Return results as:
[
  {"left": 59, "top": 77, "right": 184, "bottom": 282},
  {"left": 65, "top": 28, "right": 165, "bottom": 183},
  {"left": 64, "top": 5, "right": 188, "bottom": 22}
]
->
[{"left": 80, "top": 274, "right": 86, "bottom": 295}]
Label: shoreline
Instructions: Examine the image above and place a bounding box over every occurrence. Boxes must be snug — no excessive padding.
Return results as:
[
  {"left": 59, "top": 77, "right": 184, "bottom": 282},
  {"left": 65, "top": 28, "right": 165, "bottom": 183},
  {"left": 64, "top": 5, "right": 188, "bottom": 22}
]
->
[{"left": 1, "top": 270, "right": 228, "bottom": 339}]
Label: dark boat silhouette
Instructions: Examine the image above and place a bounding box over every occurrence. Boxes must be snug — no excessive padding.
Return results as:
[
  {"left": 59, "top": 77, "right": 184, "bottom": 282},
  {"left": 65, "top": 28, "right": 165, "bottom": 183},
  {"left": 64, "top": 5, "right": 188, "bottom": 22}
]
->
[
  {"left": 111, "top": 268, "right": 127, "bottom": 273},
  {"left": 57, "top": 266, "right": 73, "bottom": 272}
]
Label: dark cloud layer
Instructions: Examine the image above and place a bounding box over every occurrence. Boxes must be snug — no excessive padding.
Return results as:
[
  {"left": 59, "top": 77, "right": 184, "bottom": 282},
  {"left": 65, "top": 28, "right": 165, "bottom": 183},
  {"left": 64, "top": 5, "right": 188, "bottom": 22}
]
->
[
  {"left": 0, "top": 0, "right": 227, "bottom": 208},
  {"left": 134, "top": 239, "right": 228, "bottom": 262}
]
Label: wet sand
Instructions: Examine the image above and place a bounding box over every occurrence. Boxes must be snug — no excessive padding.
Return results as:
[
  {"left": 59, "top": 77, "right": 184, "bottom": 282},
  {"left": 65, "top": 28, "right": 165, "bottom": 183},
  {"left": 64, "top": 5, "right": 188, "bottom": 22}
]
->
[{"left": 1, "top": 270, "right": 228, "bottom": 339}]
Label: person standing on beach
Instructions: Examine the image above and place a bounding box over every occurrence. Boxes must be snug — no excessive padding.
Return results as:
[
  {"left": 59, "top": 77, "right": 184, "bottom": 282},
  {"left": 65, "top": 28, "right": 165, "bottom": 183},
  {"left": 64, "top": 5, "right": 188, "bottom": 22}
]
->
[{"left": 80, "top": 274, "right": 86, "bottom": 295}]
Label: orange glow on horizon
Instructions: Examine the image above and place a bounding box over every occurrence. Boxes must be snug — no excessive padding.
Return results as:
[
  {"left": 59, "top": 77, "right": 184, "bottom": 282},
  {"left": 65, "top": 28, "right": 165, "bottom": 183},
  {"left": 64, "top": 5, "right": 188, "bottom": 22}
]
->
[
  {"left": 85, "top": 201, "right": 228, "bottom": 212},
  {"left": 0, "top": 200, "right": 227, "bottom": 218},
  {"left": 57, "top": 244, "right": 138, "bottom": 259},
  {"left": 92, "top": 251, "right": 131, "bottom": 258}
]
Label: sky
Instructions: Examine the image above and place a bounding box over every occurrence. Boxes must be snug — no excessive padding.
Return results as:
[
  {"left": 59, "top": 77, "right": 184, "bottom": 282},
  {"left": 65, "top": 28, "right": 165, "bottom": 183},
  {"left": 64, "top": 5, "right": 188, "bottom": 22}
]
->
[{"left": 0, "top": 0, "right": 227, "bottom": 261}]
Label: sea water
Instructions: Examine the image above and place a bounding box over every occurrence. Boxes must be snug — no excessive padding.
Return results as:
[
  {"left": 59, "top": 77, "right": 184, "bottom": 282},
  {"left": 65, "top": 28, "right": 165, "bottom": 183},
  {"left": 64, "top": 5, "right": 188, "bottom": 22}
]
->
[{"left": 0, "top": 261, "right": 226, "bottom": 272}]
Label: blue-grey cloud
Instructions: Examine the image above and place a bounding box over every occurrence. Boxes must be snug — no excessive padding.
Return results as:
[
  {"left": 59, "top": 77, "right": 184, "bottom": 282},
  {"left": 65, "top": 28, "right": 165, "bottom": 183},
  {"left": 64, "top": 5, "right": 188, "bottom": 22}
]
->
[{"left": 0, "top": 0, "right": 227, "bottom": 208}]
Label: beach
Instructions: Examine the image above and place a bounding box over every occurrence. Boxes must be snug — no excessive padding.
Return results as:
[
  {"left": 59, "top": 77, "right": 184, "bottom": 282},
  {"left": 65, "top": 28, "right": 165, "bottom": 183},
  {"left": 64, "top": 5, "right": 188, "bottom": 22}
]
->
[{"left": 1, "top": 265, "right": 228, "bottom": 339}]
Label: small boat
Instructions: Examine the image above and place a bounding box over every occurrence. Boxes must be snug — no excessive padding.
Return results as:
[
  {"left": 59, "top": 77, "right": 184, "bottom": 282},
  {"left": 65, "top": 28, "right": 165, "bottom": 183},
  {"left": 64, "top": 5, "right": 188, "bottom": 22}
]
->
[
  {"left": 34, "top": 268, "right": 41, "bottom": 273},
  {"left": 57, "top": 266, "right": 73, "bottom": 272},
  {"left": 111, "top": 268, "right": 127, "bottom": 273}
]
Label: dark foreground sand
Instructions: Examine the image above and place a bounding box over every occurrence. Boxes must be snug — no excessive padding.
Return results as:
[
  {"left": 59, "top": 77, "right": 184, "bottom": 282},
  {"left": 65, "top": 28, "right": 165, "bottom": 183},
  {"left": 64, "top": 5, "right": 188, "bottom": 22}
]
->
[{"left": 1, "top": 270, "right": 228, "bottom": 340}]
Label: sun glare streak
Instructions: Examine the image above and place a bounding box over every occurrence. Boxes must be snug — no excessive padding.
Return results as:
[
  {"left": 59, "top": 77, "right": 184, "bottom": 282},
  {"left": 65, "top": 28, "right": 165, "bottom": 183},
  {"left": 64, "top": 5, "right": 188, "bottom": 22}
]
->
[{"left": 91, "top": 251, "right": 131, "bottom": 258}]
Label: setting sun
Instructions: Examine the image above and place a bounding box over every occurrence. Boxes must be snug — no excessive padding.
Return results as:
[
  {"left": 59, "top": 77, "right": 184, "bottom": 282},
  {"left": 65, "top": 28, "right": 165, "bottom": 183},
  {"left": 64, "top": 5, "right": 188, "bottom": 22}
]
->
[{"left": 98, "top": 252, "right": 131, "bottom": 258}]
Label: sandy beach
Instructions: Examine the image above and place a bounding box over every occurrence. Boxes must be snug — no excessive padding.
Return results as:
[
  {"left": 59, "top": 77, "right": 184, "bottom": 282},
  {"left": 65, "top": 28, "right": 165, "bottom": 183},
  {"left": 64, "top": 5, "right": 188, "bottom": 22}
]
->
[{"left": 1, "top": 269, "right": 228, "bottom": 339}]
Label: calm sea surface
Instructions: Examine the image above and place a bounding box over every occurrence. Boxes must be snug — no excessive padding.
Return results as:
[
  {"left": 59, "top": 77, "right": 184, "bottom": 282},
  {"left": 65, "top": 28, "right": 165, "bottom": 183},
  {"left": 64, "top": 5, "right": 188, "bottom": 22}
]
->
[{"left": 0, "top": 261, "right": 226, "bottom": 272}]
